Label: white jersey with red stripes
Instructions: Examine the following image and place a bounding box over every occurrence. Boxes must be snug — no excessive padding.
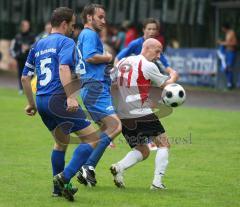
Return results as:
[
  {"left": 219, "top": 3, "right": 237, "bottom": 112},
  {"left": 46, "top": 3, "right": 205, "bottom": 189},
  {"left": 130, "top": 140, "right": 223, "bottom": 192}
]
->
[{"left": 115, "top": 54, "right": 168, "bottom": 119}]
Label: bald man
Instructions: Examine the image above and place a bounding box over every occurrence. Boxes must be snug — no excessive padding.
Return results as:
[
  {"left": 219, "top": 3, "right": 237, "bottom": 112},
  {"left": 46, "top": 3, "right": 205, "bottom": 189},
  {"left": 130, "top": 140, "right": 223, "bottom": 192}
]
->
[{"left": 110, "top": 38, "right": 176, "bottom": 190}]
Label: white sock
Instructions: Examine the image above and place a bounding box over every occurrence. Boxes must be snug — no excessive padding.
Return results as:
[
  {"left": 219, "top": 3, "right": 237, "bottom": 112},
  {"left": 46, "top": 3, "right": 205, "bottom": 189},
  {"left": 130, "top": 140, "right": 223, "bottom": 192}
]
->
[
  {"left": 118, "top": 149, "right": 143, "bottom": 171},
  {"left": 152, "top": 147, "right": 169, "bottom": 186}
]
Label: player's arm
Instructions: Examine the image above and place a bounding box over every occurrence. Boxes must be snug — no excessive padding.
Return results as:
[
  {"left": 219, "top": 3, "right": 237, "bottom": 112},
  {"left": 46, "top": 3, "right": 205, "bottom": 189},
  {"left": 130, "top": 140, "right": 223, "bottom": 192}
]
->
[
  {"left": 158, "top": 54, "right": 179, "bottom": 87},
  {"left": 82, "top": 32, "right": 112, "bottom": 64},
  {"left": 162, "top": 66, "right": 179, "bottom": 87},
  {"left": 114, "top": 42, "right": 135, "bottom": 65},
  {"left": 21, "top": 47, "right": 37, "bottom": 116},
  {"left": 59, "top": 65, "right": 79, "bottom": 112},
  {"left": 143, "top": 63, "right": 169, "bottom": 87},
  {"left": 86, "top": 52, "right": 112, "bottom": 64},
  {"left": 59, "top": 39, "right": 79, "bottom": 112}
]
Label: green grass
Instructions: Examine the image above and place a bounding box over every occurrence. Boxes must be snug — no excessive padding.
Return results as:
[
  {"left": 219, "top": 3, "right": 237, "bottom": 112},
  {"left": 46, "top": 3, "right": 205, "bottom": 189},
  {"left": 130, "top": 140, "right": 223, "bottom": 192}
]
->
[{"left": 0, "top": 88, "right": 239, "bottom": 207}]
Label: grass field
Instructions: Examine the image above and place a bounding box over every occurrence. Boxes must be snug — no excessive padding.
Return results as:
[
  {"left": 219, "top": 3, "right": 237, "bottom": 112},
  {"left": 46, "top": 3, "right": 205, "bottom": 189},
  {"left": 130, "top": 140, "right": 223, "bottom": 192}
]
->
[{"left": 0, "top": 88, "right": 239, "bottom": 207}]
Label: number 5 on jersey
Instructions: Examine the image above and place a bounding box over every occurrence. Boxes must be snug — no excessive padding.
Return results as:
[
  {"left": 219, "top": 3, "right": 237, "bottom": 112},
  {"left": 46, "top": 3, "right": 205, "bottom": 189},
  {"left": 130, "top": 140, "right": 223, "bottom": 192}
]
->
[{"left": 40, "top": 58, "right": 52, "bottom": 86}]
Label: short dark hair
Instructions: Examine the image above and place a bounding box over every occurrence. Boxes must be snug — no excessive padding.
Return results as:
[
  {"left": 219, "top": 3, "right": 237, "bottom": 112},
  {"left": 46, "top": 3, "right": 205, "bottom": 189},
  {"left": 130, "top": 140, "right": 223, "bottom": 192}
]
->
[
  {"left": 81, "top": 4, "right": 105, "bottom": 24},
  {"left": 51, "top": 7, "right": 74, "bottom": 27},
  {"left": 143, "top": 18, "right": 160, "bottom": 30}
]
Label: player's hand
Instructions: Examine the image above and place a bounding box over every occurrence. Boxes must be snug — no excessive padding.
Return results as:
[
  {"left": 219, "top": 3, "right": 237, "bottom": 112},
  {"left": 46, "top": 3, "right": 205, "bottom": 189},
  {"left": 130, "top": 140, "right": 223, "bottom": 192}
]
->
[
  {"left": 106, "top": 52, "right": 113, "bottom": 63},
  {"left": 25, "top": 104, "right": 37, "bottom": 116},
  {"left": 66, "top": 97, "right": 79, "bottom": 112}
]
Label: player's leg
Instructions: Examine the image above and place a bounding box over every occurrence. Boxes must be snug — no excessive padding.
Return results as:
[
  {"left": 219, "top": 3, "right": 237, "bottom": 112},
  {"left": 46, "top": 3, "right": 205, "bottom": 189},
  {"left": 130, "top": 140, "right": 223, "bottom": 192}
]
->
[
  {"left": 110, "top": 117, "right": 151, "bottom": 188},
  {"left": 111, "top": 144, "right": 149, "bottom": 188},
  {"left": 84, "top": 114, "right": 122, "bottom": 167},
  {"left": 53, "top": 124, "right": 99, "bottom": 201},
  {"left": 225, "top": 51, "right": 236, "bottom": 89},
  {"left": 151, "top": 132, "right": 170, "bottom": 190},
  {"left": 51, "top": 128, "right": 79, "bottom": 198},
  {"left": 45, "top": 93, "right": 98, "bottom": 200},
  {"left": 51, "top": 138, "right": 68, "bottom": 197},
  {"left": 78, "top": 81, "right": 122, "bottom": 186},
  {"left": 78, "top": 114, "right": 121, "bottom": 186}
]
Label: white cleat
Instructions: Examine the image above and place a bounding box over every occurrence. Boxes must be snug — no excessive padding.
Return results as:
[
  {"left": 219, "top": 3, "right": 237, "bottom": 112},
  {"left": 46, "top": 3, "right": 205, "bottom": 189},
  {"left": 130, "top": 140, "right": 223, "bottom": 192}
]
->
[
  {"left": 150, "top": 183, "right": 167, "bottom": 190},
  {"left": 110, "top": 164, "right": 125, "bottom": 188}
]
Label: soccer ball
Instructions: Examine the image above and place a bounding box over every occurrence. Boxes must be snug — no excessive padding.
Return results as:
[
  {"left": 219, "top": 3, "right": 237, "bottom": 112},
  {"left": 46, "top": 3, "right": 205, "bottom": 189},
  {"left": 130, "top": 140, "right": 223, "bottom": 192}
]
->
[{"left": 161, "top": 83, "right": 186, "bottom": 107}]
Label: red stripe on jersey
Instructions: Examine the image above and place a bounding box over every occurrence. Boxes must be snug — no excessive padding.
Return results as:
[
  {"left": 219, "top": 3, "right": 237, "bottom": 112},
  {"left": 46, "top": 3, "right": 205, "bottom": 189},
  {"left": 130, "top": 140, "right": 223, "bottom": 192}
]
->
[
  {"left": 127, "top": 67, "right": 133, "bottom": 88},
  {"left": 118, "top": 58, "right": 128, "bottom": 86},
  {"left": 136, "top": 59, "right": 150, "bottom": 104},
  {"left": 119, "top": 69, "right": 124, "bottom": 86}
]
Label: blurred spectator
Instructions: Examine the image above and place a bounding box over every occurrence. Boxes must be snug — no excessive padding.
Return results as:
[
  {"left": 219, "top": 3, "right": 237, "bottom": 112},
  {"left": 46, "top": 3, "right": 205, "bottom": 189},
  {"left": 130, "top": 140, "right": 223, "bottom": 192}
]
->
[
  {"left": 35, "top": 22, "right": 52, "bottom": 41},
  {"left": 115, "top": 24, "right": 126, "bottom": 53},
  {"left": 123, "top": 20, "right": 138, "bottom": 47},
  {"left": 10, "top": 20, "right": 35, "bottom": 94},
  {"left": 115, "top": 18, "right": 161, "bottom": 64},
  {"left": 217, "top": 22, "right": 238, "bottom": 89},
  {"left": 155, "top": 22, "right": 165, "bottom": 47},
  {"left": 100, "top": 26, "right": 116, "bottom": 58},
  {"left": 169, "top": 38, "right": 180, "bottom": 49},
  {"left": 72, "top": 23, "right": 83, "bottom": 42}
]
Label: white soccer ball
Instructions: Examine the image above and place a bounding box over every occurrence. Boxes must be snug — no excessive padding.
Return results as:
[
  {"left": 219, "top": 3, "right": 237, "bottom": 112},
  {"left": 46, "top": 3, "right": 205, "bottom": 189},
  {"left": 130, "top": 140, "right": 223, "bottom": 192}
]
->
[{"left": 161, "top": 83, "right": 186, "bottom": 107}]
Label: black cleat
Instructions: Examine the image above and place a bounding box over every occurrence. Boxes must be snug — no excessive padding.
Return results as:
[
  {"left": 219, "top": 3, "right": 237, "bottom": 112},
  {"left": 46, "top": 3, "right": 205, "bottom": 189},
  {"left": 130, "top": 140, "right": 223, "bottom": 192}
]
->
[
  {"left": 53, "top": 173, "right": 76, "bottom": 201},
  {"left": 77, "top": 165, "right": 97, "bottom": 187},
  {"left": 52, "top": 186, "right": 78, "bottom": 197}
]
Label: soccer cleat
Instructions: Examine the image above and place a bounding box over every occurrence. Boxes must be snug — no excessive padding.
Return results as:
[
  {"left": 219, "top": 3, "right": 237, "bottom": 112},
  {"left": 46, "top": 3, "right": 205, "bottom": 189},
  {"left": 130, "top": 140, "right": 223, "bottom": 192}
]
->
[
  {"left": 110, "top": 164, "right": 125, "bottom": 188},
  {"left": 150, "top": 183, "right": 167, "bottom": 190},
  {"left": 52, "top": 191, "right": 62, "bottom": 197},
  {"left": 53, "top": 173, "right": 76, "bottom": 201},
  {"left": 77, "top": 165, "right": 97, "bottom": 187},
  {"left": 52, "top": 186, "right": 78, "bottom": 197}
]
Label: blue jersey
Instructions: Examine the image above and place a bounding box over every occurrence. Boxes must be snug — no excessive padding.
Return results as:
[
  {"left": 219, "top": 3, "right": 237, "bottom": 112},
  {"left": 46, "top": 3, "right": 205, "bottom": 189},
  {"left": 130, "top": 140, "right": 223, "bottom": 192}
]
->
[
  {"left": 22, "top": 33, "right": 75, "bottom": 95},
  {"left": 76, "top": 28, "right": 107, "bottom": 81},
  {"left": 116, "top": 37, "right": 170, "bottom": 69}
]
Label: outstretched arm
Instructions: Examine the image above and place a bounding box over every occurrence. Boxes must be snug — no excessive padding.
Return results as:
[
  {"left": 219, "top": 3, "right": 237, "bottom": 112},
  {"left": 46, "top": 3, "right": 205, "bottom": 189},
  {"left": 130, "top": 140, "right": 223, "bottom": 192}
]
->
[{"left": 21, "top": 75, "right": 37, "bottom": 116}]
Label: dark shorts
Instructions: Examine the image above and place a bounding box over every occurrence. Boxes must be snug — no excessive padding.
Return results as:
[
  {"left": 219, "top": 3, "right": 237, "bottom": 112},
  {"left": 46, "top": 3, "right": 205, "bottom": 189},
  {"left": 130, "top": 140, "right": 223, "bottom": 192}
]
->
[
  {"left": 36, "top": 94, "right": 91, "bottom": 135},
  {"left": 121, "top": 113, "right": 165, "bottom": 148}
]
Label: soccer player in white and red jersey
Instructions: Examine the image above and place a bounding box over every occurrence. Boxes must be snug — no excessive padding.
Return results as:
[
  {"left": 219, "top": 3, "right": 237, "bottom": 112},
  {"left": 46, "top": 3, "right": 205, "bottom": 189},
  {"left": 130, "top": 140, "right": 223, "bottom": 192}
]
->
[{"left": 110, "top": 38, "right": 178, "bottom": 189}]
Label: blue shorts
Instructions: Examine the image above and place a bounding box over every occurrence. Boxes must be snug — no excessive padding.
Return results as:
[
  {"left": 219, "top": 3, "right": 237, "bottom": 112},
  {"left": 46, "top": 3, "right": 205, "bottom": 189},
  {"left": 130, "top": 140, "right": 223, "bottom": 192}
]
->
[
  {"left": 80, "top": 80, "right": 116, "bottom": 122},
  {"left": 36, "top": 94, "right": 91, "bottom": 134}
]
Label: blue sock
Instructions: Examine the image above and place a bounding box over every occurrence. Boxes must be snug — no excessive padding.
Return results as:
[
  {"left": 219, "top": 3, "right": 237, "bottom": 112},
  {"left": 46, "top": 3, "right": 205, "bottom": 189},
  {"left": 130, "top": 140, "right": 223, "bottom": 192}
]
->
[
  {"left": 85, "top": 133, "right": 112, "bottom": 168},
  {"left": 51, "top": 150, "right": 65, "bottom": 176},
  {"left": 51, "top": 150, "right": 65, "bottom": 193},
  {"left": 63, "top": 143, "right": 93, "bottom": 182}
]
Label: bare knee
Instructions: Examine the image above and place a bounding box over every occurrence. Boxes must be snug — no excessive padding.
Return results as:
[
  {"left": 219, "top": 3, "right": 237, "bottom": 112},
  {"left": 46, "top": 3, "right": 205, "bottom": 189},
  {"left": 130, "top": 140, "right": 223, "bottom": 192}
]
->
[
  {"left": 101, "top": 115, "right": 122, "bottom": 139},
  {"left": 53, "top": 142, "right": 67, "bottom": 151},
  {"left": 135, "top": 145, "right": 150, "bottom": 160},
  {"left": 154, "top": 133, "right": 170, "bottom": 148}
]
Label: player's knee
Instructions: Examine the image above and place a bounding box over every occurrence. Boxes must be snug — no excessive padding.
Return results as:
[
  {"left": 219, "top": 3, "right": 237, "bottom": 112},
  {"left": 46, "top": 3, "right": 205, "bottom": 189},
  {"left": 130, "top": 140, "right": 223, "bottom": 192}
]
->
[
  {"left": 115, "top": 120, "right": 122, "bottom": 135},
  {"left": 154, "top": 134, "right": 170, "bottom": 148},
  {"left": 106, "top": 118, "right": 122, "bottom": 138},
  {"left": 135, "top": 145, "right": 150, "bottom": 160},
  {"left": 54, "top": 142, "right": 67, "bottom": 151}
]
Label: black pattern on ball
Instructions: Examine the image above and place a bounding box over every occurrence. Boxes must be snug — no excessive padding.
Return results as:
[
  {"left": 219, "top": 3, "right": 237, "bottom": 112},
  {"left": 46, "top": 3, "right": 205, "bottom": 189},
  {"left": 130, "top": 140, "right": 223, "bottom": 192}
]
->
[
  {"left": 166, "top": 91, "right": 172, "bottom": 98},
  {"left": 171, "top": 102, "right": 178, "bottom": 107},
  {"left": 179, "top": 90, "right": 184, "bottom": 98}
]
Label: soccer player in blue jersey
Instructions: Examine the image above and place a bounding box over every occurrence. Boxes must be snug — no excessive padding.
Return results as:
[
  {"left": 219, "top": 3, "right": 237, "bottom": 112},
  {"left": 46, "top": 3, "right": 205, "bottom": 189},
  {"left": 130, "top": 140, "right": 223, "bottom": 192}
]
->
[
  {"left": 115, "top": 18, "right": 178, "bottom": 82},
  {"left": 75, "top": 4, "right": 122, "bottom": 186},
  {"left": 21, "top": 7, "right": 99, "bottom": 201}
]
